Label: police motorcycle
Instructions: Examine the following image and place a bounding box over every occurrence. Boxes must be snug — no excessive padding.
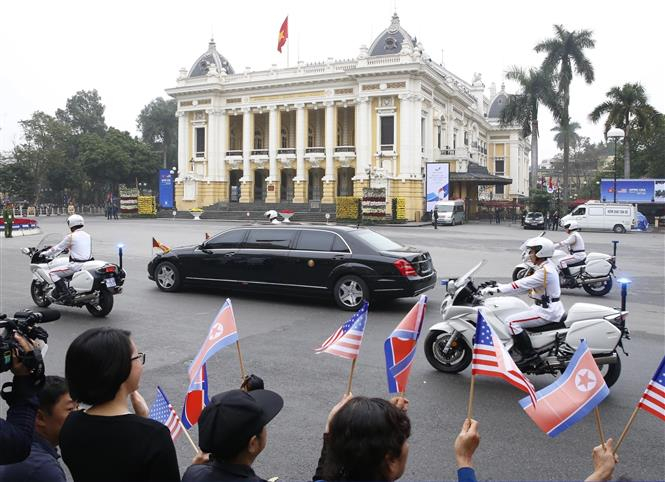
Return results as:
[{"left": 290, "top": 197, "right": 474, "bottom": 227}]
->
[
  {"left": 511, "top": 233, "right": 615, "bottom": 296},
  {"left": 21, "top": 234, "right": 126, "bottom": 317},
  {"left": 424, "top": 261, "right": 629, "bottom": 387}
]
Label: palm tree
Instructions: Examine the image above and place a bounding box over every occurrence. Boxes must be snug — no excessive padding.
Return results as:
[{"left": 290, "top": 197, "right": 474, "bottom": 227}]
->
[
  {"left": 499, "top": 67, "right": 554, "bottom": 189},
  {"left": 589, "top": 83, "right": 658, "bottom": 178},
  {"left": 551, "top": 121, "right": 582, "bottom": 151},
  {"left": 535, "top": 25, "right": 595, "bottom": 200}
]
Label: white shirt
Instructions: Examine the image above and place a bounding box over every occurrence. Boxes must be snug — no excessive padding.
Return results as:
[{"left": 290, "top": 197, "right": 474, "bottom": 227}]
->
[
  {"left": 555, "top": 231, "right": 586, "bottom": 254},
  {"left": 44, "top": 230, "right": 92, "bottom": 262}
]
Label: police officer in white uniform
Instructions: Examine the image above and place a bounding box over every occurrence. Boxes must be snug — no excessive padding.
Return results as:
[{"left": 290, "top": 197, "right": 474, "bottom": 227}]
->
[
  {"left": 480, "top": 237, "right": 564, "bottom": 366},
  {"left": 554, "top": 220, "right": 586, "bottom": 282},
  {"left": 43, "top": 214, "right": 92, "bottom": 301}
]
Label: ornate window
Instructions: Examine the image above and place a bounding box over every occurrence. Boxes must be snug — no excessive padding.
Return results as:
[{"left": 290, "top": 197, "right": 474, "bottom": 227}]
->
[
  {"left": 308, "top": 127, "right": 314, "bottom": 147},
  {"left": 195, "top": 127, "right": 206, "bottom": 157},
  {"left": 254, "top": 129, "right": 263, "bottom": 149},
  {"left": 281, "top": 128, "right": 288, "bottom": 148},
  {"left": 230, "top": 128, "right": 238, "bottom": 150},
  {"left": 337, "top": 124, "right": 343, "bottom": 146}
]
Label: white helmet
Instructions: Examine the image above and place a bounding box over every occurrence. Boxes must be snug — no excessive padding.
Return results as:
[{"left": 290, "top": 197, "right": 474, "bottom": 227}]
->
[
  {"left": 67, "top": 214, "right": 85, "bottom": 229},
  {"left": 563, "top": 220, "right": 579, "bottom": 231},
  {"left": 264, "top": 210, "right": 278, "bottom": 220},
  {"left": 523, "top": 236, "right": 554, "bottom": 258}
]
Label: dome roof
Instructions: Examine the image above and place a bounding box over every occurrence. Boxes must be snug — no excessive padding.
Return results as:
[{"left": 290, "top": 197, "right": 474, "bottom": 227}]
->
[
  {"left": 188, "top": 39, "right": 235, "bottom": 77},
  {"left": 368, "top": 13, "right": 416, "bottom": 57},
  {"left": 487, "top": 92, "right": 510, "bottom": 119}
]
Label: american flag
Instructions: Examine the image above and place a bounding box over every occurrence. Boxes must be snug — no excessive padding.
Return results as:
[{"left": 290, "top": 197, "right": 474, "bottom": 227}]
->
[
  {"left": 472, "top": 311, "right": 537, "bottom": 406},
  {"left": 149, "top": 386, "right": 183, "bottom": 441},
  {"left": 315, "top": 301, "right": 368, "bottom": 360},
  {"left": 638, "top": 356, "right": 665, "bottom": 422}
]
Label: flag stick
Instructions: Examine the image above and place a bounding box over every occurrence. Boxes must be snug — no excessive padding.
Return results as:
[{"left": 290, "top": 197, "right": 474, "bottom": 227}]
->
[
  {"left": 178, "top": 419, "right": 200, "bottom": 454},
  {"left": 593, "top": 407, "right": 606, "bottom": 450},
  {"left": 466, "top": 374, "right": 476, "bottom": 420},
  {"left": 235, "top": 340, "right": 247, "bottom": 381},
  {"left": 613, "top": 405, "right": 640, "bottom": 454},
  {"left": 346, "top": 358, "right": 357, "bottom": 395}
]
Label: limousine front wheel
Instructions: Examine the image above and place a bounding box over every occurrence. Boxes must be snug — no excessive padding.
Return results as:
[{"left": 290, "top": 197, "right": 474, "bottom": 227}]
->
[
  {"left": 155, "top": 261, "right": 182, "bottom": 292},
  {"left": 333, "top": 275, "right": 368, "bottom": 311}
]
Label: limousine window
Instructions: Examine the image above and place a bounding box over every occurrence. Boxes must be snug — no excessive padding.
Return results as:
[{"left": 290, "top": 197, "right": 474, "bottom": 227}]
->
[
  {"left": 244, "top": 229, "right": 297, "bottom": 249},
  {"left": 355, "top": 230, "right": 402, "bottom": 251},
  {"left": 295, "top": 230, "right": 336, "bottom": 251},
  {"left": 206, "top": 229, "right": 246, "bottom": 249},
  {"left": 331, "top": 234, "right": 350, "bottom": 253}
]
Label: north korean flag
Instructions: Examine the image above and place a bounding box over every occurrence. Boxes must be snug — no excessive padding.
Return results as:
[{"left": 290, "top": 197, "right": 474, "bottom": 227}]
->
[{"left": 181, "top": 364, "right": 209, "bottom": 429}]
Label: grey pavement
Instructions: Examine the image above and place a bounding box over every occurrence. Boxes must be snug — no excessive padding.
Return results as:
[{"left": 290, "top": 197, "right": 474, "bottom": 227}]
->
[{"left": 0, "top": 217, "right": 663, "bottom": 480}]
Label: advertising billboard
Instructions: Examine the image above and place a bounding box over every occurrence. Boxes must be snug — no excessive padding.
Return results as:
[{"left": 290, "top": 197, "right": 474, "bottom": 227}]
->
[
  {"left": 159, "top": 169, "right": 174, "bottom": 208},
  {"left": 600, "top": 179, "right": 664, "bottom": 204},
  {"left": 425, "top": 163, "right": 450, "bottom": 212}
]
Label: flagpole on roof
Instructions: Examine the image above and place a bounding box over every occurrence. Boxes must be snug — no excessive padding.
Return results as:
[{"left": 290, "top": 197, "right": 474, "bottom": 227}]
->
[
  {"left": 346, "top": 358, "right": 357, "bottom": 395},
  {"left": 593, "top": 407, "right": 607, "bottom": 450},
  {"left": 613, "top": 405, "right": 640, "bottom": 454}
]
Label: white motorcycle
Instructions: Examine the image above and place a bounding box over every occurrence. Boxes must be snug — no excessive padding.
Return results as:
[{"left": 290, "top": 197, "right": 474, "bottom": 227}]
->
[
  {"left": 512, "top": 235, "right": 615, "bottom": 296},
  {"left": 424, "top": 261, "right": 629, "bottom": 387},
  {"left": 22, "top": 234, "right": 126, "bottom": 317}
]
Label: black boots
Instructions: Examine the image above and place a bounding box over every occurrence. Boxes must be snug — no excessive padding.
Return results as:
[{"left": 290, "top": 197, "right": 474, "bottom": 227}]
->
[
  {"left": 53, "top": 279, "right": 72, "bottom": 302},
  {"left": 513, "top": 332, "right": 540, "bottom": 368}
]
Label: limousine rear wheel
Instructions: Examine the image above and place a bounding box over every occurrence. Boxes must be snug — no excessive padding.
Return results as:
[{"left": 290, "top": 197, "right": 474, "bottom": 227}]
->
[
  {"left": 155, "top": 261, "right": 182, "bottom": 292},
  {"left": 333, "top": 275, "right": 368, "bottom": 311}
]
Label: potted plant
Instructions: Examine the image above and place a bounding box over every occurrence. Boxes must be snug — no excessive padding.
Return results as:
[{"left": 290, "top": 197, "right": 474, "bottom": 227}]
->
[
  {"left": 189, "top": 207, "right": 204, "bottom": 220},
  {"left": 278, "top": 209, "right": 295, "bottom": 223}
]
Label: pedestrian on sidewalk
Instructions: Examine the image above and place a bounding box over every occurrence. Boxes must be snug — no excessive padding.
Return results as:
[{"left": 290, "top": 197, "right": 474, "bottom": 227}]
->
[
  {"left": 432, "top": 207, "right": 439, "bottom": 230},
  {"left": 3, "top": 202, "right": 14, "bottom": 238}
]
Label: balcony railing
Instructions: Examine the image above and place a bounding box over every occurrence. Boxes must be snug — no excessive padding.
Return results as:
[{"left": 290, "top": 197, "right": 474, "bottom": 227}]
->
[
  {"left": 379, "top": 144, "right": 394, "bottom": 152},
  {"left": 195, "top": 151, "right": 205, "bottom": 158},
  {"left": 334, "top": 146, "right": 356, "bottom": 153},
  {"left": 251, "top": 149, "right": 269, "bottom": 156},
  {"left": 305, "top": 147, "right": 325, "bottom": 154},
  {"left": 277, "top": 148, "right": 296, "bottom": 155},
  {"left": 225, "top": 150, "right": 242, "bottom": 157}
]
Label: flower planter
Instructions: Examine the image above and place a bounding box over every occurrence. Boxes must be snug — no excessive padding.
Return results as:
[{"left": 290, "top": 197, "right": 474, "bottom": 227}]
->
[
  {"left": 279, "top": 210, "right": 295, "bottom": 223},
  {"left": 189, "top": 210, "right": 204, "bottom": 220}
]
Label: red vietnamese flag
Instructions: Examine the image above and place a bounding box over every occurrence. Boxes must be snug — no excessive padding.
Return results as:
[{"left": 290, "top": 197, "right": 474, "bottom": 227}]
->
[{"left": 277, "top": 16, "right": 288, "bottom": 53}]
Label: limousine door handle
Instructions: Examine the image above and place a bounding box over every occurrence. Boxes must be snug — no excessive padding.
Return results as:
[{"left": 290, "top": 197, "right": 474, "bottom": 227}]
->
[{"left": 332, "top": 254, "right": 346, "bottom": 260}]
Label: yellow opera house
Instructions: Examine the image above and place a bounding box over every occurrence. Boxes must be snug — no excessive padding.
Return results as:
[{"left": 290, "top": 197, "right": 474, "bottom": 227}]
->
[{"left": 166, "top": 14, "right": 529, "bottom": 220}]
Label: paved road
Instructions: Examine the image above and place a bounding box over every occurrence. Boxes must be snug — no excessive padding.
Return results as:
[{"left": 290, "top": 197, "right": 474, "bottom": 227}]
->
[{"left": 1, "top": 217, "right": 663, "bottom": 480}]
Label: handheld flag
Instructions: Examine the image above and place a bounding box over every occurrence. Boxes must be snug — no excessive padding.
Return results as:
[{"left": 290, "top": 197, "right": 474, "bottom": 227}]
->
[
  {"left": 152, "top": 237, "right": 171, "bottom": 254},
  {"left": 149, "top": 386, "right": 183, "bottom": 441},
  {"left": 384, "top": 295, "right": 427, "bottom": 394},
  {"left": 188, "top": 299, "right": 239, "bottom": 380},
  {"left": 181, "top": 364, "right": 210, "bottom": 429},
  {"left": 519, "top": 340, "right": 609, "bottom": 437},
  {"left": 205, "top": 232, "right": 211, "bottom": 241},
  {"left": 638, "top": 355, "right": 665, "bottom": 422},
  {"left": 472, "top": 311, "right": 537, "bottom": 405},
  {"left": 277, "top": 16, "right": 288, "bottom": 53},
  {"left": 315, "top": 301, "right": 368, "bottom": 360}
]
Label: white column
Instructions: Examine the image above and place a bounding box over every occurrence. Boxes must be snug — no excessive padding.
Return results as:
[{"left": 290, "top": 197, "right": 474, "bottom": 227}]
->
[
  {"left": 241, "top": 108, "right": 251, "bottom": 181},
  {"left": 206, "top": 109, "right": 218, "bottom": 180},
  {"left": 424, "top": 107, "right": 434, "bottom": 163},
  {"left": 324, "top": 101, "right": 334, "bottom": 181},
  {"left": 412, "top": 95, "right": 423, "bottom": 178},
  {"left": 398, "top": 94, "right": 411, "bottom": 177},
  {"left": 355, "top": 97, "right": 370, "bottom": 177},
  {"left": 218, "top": 110, "right": 228, "bottom": 181},
  {"left": 268, "top": 106, "right": 278, "bottom": 181},
  {"left": 176, "top": 111, "right": 188, "bottom": 176},
  {"left": 295, "top": 103, "right": 305, "bottom": 181}
]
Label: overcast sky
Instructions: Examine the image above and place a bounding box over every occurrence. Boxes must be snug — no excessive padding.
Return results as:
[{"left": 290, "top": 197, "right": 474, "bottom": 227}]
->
[{"left": 1, "top": 0, "right": 663, "bottom": 161}]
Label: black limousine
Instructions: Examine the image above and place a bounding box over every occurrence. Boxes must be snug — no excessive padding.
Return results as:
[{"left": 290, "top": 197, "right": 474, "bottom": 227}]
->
[{"left": 147, "top": 225, "right": 436, "bottom": 310}]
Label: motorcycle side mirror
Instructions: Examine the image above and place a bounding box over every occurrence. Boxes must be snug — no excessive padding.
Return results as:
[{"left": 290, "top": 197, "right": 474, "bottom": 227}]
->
[{"left": 21, "top": 247, "right": 30, "bottom": 254}]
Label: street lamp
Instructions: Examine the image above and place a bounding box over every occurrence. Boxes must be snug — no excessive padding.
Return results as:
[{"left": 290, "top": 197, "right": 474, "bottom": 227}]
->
[
  {"left": 607, "top": 127, "right": 624, "bottom": 203},
  {"left": 169, "top": 167, "right": 177, "bottom": 210}
]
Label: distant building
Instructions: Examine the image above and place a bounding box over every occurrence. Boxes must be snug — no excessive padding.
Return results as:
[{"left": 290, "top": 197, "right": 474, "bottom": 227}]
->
[{"left": 167, "top": 13, "right": 526, "bottom": 220}]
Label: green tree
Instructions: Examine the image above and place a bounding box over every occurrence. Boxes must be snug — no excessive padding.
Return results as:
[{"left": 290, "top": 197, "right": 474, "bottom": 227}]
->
[
  {"left": 627, "top": 112, "right": 665, "bottom": 178},
  {"left": 536, "top": 24, "right": 595, "bottom": 201},
  {"left": 500, "top": 67, "right": 554, "bottom": 189},
  {"left": 56, "top": 89, "right": 107, "bottom": 136},
  {"left": 589, "top": 83, "right": 659, "bottom": 178},
  {"left": 136, "top": 97, "right": 177, "bottom": 169},
  {"left": 551, "top": 121, "right": 582, "bottom": 151}
]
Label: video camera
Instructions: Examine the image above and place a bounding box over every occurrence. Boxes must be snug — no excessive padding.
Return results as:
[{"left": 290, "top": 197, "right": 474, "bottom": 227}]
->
[{"left": 0, "top": 308, "right": 59, "bottom": 378}]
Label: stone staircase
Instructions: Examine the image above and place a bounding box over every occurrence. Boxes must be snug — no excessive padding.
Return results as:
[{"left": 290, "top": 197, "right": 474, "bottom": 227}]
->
[{"left": 158, "top": 202, "right": 337, "bottom": 223}]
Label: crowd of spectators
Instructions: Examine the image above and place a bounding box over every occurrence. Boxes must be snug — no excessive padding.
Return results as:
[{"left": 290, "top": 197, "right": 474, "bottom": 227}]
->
[{"left": 1, "top": 327, "right": 620, "bottom": 482}]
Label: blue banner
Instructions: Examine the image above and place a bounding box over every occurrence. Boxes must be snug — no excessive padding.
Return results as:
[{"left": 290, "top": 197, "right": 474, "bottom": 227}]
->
[
  {"left": 600, "top": 179, "right": 656, "bottom": 203},
  {"left": 159, "top": 170, "right": 174, "bottom": 208}
]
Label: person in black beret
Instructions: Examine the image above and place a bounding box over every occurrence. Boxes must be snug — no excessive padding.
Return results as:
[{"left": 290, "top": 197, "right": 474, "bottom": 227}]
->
[{"left": 182, "top": 388, "right": 283, "bottom": 482}]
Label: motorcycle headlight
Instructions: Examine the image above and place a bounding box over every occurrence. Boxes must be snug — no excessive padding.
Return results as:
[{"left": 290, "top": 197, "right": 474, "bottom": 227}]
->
[{"left": 447, "top": 281, "right": 456, "bottom": 294}]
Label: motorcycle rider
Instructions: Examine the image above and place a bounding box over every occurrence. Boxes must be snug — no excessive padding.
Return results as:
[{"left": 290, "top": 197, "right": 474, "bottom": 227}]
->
[
  {"left": 42, "top": 215, "right": 92, "bottom": 302},
  {"left": 554, "top": 220, "right": 586, "bottom": 286},
  {"left": 480, "top": 237, "right": 564, "bottom": 367}
]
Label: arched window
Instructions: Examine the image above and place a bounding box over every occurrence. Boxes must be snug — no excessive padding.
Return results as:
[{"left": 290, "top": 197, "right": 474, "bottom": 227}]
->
[
  {"left": 254, "top": 129, "right": 263, "bottom": 149},
  {"left": 308, "top": 126, "right": 314, "bottom": 147},
  {"left": 281, "top": 128, "right": 288, "bottom": 149}
]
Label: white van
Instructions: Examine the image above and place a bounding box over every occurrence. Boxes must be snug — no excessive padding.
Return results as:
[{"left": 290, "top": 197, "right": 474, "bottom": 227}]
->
[
  {"left": 435, "top": 200, "right": 465, "bottom": 226},
  {"left": 561, "top": 202, "right": 636, "bottom": 233}
]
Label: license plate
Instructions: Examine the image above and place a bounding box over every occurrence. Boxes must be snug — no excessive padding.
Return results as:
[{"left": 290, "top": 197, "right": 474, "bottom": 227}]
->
[{"left": 105, "top": 277, "right": 116, "bottom": 288}]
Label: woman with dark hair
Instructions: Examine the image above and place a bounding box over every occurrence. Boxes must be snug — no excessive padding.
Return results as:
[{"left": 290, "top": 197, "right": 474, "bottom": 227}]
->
[{"left": 59, "top": 327, "right": 180, "bottom": 481}]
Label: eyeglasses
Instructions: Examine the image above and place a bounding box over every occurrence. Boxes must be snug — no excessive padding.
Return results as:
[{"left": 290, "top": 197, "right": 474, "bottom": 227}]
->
[{"left": 131, "top": 352, "right": 146, "bottom": 365}]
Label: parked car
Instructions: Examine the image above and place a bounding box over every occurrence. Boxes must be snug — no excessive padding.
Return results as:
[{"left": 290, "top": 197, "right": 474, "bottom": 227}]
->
[
  {"left": 147, "top": 225, "right": 437, "bottom": 310},
  {"left": 523, "top": 211, "right": 546, "bottom": 229},
  {"left": 435, "top": 200, "right": 465, "bottom": 226}
]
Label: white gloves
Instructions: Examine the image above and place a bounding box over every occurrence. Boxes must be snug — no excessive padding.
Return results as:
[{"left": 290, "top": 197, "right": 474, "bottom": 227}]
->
[{"left": 479, "top": 287, "right": 499, "bottom": 297}]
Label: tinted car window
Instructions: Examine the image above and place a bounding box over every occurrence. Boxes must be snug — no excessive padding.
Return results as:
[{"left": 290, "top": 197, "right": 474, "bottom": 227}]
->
[
  {"left": 206, "top": 229, "right": 246, "bottom": 249},
  {"left": 332, "top": 235, "right": 350, "bottom": 253},
  {"left": 244, "top": 229, "right": 297, "bottom": 249},
  {"left": 295, "top": 231, "right": 336, "bottom": 251},
  {"left": 355, "top": 230, "right": 402, "bottom": 251}
]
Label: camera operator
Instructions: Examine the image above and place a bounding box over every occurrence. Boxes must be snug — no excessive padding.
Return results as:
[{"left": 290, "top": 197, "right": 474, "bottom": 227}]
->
[{"left": 0, "top": 333, "right": 43, "bottom": 464}]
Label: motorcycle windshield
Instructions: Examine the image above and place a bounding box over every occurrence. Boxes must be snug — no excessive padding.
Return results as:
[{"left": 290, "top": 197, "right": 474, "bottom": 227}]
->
[
  {"left": 36, "top": 233, "right": 64, "bottom": 250},
  {"left": 456, "top": 260, "right": 486, "bottom": 286}
]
